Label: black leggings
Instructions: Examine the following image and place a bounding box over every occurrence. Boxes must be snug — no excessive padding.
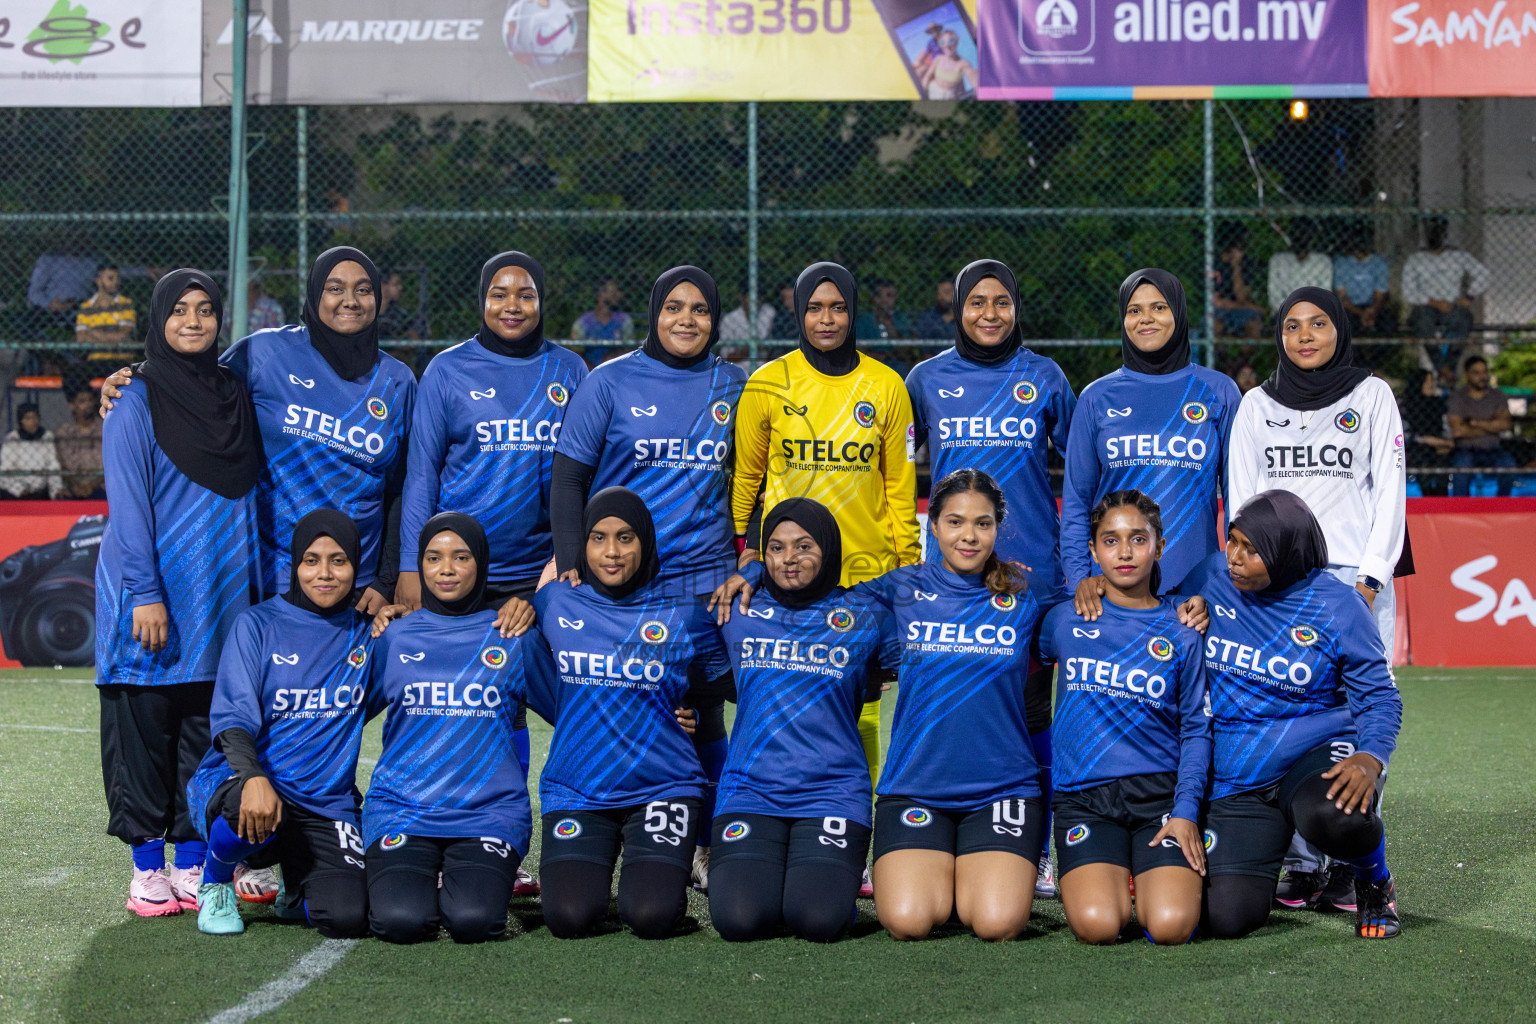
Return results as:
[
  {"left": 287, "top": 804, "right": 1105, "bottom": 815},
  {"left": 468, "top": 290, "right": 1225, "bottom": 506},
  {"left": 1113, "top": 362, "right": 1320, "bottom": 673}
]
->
[
  {"left": 100, "top": 681, "right": 212, "bottom": 845},
  {"left": 708, "top": 815, "right": 869, "bottom": 943},
  {"left": 367, "top": 835, "right": 520, "bottom": 943}
]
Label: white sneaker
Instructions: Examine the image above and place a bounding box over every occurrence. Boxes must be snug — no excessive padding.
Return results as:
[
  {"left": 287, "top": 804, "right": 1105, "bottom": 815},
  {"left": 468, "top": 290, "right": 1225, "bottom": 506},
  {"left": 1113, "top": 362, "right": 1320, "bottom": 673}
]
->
[
  {"left": 168, "top": 864, "right": 202, "bottom": 910},
  {"left": 690, "top": 846, "right": 710, "bottom": 892},
  {"left": 858, "top": 866, "right": 874, "bottom": 899},
  {"left": 234, "top": 864, "right": 280, "bottom": 904},
  {"left": 513, "top": 866, "right": 540, "bottom": 897},
  {"left": 1034, "top": 857, "right": 1057, "bottom": 899},
  {"left": 126, "top": 867, "right": 181, "bottom": 917}
]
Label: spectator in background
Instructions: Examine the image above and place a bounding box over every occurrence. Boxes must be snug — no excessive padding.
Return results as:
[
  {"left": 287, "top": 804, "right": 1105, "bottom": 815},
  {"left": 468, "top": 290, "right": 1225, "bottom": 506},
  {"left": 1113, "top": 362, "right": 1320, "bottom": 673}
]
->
[
  {"left": 570, "top": 277, "right": 635, "bottom": 363},
  {"left": 1, "top": 403, "right": 63, "bottom": 500},
  {"left": 768, "top": 281, "right": 799, "bottom": 340},
  {"left": 1447, "top": 355, "right": 1515, "bottom": 497},
  {"left": 1267, "top": 217, "right": 1332, "bottom": 308},
  {"left": 1403, "top": 369, "right": 1453, "bottom": 498},
  {"left": 1402, "top": 217, "right": 1490, "bottom": 347},
  {"left": 1234, "top": 364, "right": 1260, "bottom": 395},
  {"left": 1333, "top": 227, "right": 1394, "bottom": 337},
  {"left": 74, "top": 263, "right": 139, "bottom": 363},
  {"left": 720, "top": 284, "right": 776, "bottom": 341},
  {"left": 1212, "top": 223, "right": 1264, "bottom": 339},
  {"left": 913, "top": 276, "right": 956, "bottom": 339},
  {"left": 224, "top": 274, "right": 285, "bottom": 337},
  {"left": 374, "top": 269, "right": 419, "bottom": 340},
  {"left": 27, "top": 243, "right": 99, "bottom": 338},
  {"left": 55, "top": 383, "right": 106, "bottom": 499},
  {"left": 855, "top": 280, "right": 914, "bottom": 341}
]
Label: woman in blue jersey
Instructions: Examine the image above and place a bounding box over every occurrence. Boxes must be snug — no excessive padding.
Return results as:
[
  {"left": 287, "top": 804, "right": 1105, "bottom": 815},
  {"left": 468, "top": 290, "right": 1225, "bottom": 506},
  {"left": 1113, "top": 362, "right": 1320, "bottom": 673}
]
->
[
  {"left": 1181, "top": 490, "right": 1403, "bottom": 940},
  {"left": 365, "top": 512, "right": 556, "bottom": 944},
  {"left": 550, "top": 266, "right": 745, "bottom": 890},
  {"left": 1036, "top": 490, "right": 1210, "bottom": 945},
  {"left": 187, "top": 510, "right": 373, "bottom": 937},
  {"left": 859, "top": 469, "right": 1046, "bottom": 942},
  {"left": 1063, "top": 268, "right": 1240, "bottom": 614},
  {"left": 534, "top": 487, "right": 733, "bottom": 940},
  {"left": 97, "top": 270, "right": 264, "bottom": 918},
  {"left": 101, "top": 246, "right": 416, "bottom": 618},
  {"left": 709, "top": 498, "right": 898, "bottom": 942},
  {"left": 905, "top": 258, "right": 1076, "bottom": 897}
]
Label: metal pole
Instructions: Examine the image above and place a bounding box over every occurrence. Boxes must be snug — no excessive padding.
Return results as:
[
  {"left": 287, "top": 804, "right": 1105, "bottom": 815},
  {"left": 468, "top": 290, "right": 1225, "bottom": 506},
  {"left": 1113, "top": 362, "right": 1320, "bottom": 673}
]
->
[
  {"left": 747, "top": 101, "right": 760, "bottom": 371},
  {"left": 296, "top": 106, "right": 309, "bottom": 280},
  {"left": 1202, "top": 99, "right": 1215, "bottom": 367},
  {"left": 227, "top": 0, "right": 250, "bottom": 341}
]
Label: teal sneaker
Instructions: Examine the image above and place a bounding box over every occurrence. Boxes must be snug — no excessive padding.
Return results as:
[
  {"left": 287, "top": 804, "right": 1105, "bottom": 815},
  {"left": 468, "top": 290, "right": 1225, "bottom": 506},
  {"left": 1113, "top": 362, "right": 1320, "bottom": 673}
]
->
[
  {"left": 273, "top": 876, "right": 305, "bottom": 922},
  {"left": 197, "top": 881, "right": 244, "bottom": 935}
]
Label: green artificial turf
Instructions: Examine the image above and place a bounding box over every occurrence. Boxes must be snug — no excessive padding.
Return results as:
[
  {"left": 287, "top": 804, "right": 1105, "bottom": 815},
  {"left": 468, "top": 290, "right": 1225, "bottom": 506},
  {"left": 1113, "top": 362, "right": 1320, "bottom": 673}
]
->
[{"left": 2, "top": 668, "right": 1533, "bottom": 1024}]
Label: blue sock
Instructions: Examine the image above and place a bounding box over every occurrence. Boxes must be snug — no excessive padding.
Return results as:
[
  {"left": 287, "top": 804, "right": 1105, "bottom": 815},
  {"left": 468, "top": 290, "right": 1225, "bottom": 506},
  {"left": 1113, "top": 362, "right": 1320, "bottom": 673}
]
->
[
  {"left": 1346, "top": 834, "right": 1390, "bottom": 883},
  {"left": 694, "top": 736, "right": 728, "bottom": 849},
  {"left": 173, "top": 841, "right": 207, "bottom": 870},
  {"left": 1030, "top": 727, "right": 1053, "bottom": 861},
  {"left": 513, "top": 727, "right": 531, "bottom": 779},
  {"left": 131, "top": 839, "right": 166, "bottom": 873},
  {"left": 206, "top": 817, "right": 273, "bottom": 886}
]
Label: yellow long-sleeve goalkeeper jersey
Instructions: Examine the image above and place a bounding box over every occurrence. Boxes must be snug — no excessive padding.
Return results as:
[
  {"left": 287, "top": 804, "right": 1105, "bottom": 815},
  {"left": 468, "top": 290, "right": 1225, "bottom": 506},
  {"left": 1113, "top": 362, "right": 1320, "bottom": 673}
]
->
[{"left": 732, "top": 349, "right": 920, "bottom": 585}]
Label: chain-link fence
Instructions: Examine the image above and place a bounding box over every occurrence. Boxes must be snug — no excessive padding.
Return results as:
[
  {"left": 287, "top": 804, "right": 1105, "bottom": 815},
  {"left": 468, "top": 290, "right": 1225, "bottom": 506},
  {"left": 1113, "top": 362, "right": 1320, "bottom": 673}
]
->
[{"left": 2, "top": 98, "right": 1533, "bottom": 496}]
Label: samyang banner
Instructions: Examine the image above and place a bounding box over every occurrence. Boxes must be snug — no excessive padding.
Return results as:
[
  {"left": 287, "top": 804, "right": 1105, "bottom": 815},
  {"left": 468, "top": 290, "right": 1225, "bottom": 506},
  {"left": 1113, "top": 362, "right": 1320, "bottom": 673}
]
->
[
  {"left": 203, "top": 0, "right": 587, "bottom": 104},
  {"left": 1369, "top": 0, "right": 1536, "bottom": 97},
  {"left": 586, "top": 0, "right": 979, "bottom": 101},
  {"left": 0, "top": 0, "right": 202, "bottom": 106},
  {"left": 976, "top": 0, "right": 1367, "bottom": 99}
]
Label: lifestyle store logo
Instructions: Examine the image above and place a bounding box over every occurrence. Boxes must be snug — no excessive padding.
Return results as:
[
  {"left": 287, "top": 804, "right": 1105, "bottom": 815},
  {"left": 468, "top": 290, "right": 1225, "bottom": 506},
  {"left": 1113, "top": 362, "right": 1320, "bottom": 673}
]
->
[{"left": 0, "top": 1, "right": 149, "bottom": 61}]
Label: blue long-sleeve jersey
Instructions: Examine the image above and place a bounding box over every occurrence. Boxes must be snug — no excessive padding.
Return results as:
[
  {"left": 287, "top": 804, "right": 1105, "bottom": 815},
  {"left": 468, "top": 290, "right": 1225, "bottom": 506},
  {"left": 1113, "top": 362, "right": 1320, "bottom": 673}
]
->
[
  {"left": 186, "top": 599, "right": 374, "bottom": 829},
  {"left": 856, "top": 563, "right": 1045, "bottom": 808},
  {"left": 1036, "top": 599, "right": 1211, "bottom": 822},
  {"left": 400, "top": 339, "right": 587, "bottom": 585},
  {"left": 1061, "top": 365, "right": 1239, "bottom": 595},
  {"left": 96, "top": 384, "right": 261, "bottom": 688},
  {"left": 906, "top": 347, "right": 1076, "bottom": 604},
  {"left": 363, "top": 609, "right": 555, "bottom": 854},
  {"left": 532, "top": 581, "right": 729, "bottom": 812},
  {"left": 1180, "top": 553, "right": 1402, "bottom": 799},
  {"left": 222, "top": 327, "right": 416, "bottom": 594},
  {"left": 717, "top": 588, "right": 899, "bottom": 825},
  {"left": 555, "top": 350, "right": 746, "bottom": 596}
]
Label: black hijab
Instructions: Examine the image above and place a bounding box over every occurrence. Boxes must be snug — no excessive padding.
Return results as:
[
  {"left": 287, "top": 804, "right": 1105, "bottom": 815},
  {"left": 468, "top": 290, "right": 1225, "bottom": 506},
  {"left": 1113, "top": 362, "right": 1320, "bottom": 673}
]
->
[
  {"left": 794, "top": 262, "right": 860, "bottom": 377},
  {"left": 760, "top": 498, "right": 842, "bottom": 610},
  {"left": 302, "top": 246, "right": 381, "bottom": 382},
  {"left": 954, "top": 259, "right": 1023, "bottom": 366},
  {"left": 15, "top": 403, "right": 43, "bottom": 441},
  {"left": 283, "top": 509, "right": 361, "bottom": 618},
  {"left": 1117, "top": 268, "right": 1191, "bottom": 376},
  {"left": 1261, "top": 287, "right": 1373, "bottom": 412},
  {"left": 134, "top": 270, "right": 264, "bottom": 500},
  {"left": 640, "top": 266, "right": 721, "bottom": 370},
  {"left": 476, "top": 251, "right": 545, "bottom": 360},
  {"left": 417, "top": 512, "right": 490, "bottom": 616},
  {"left": 1230, "top": 490, "right": 1329, "bottom": 593},
  {"left": 578, "top": 487, "right": 661, "bottom": 601}
]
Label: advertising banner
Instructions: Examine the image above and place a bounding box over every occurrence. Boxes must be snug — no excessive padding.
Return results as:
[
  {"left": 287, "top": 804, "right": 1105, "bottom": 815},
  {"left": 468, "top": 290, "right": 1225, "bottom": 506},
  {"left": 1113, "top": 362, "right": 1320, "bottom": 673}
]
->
[
  {"left": 1368, "top": 0, "right": 1536, "bottom": 97},
  {"left": 203, "top": 0, "right": 586, "bottom": 104},
  {"left": 0, "top": 0, "right": 202, "bottom": 106},
  {"left": 976, "top": 0, "right": 1368, "bottom": 100},
  {"left": 0, "top": 503, "right": 105, "bottom": 670},
  {"left": 586, "top": 0, "right": 978, "bottom": 101},
  {"left": 1401, "top": 500, "right": 1536, "bottom": 667}
]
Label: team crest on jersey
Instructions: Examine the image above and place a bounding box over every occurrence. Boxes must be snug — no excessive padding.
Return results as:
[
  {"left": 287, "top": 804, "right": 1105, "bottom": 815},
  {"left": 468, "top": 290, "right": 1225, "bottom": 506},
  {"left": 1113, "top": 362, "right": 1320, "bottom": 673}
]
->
[
  {"left": 481, "top": 646, "right": 508, "bottom": 669},
  {"left": 1147, "top": 636, "right": 1175, "bottom": 662},
  {"left": 826, "top": 608, "right": 855, "bottom": 633},
  {"left": 710, "top": 400, "right": 732, "bottom": 426},
  {"left": 1203, "top": 829, "right": 1218, "bottom": 852},
  {"left": 640, "top": 620, "right": 669, "bottom": 644},
  {"left": 990, "top": 593, "right": 1017, "bottom": 613},
  {"left": 553, "top": 818, "right": 582, "bottom": 840},
  {"left": 1012, "top": 380, "right": 1038, "bottom": 405},
  {"left": 1335, "top": 408, "right": 1361, "bottom": 433},
  {"left": 346, "top": 645, "right": 368, "bottom": 670},
  {"left": 852, "top": 401, "right": 876, "bottom": 428},
  {"left": 1065, "top": 824, "right": 1090, "bottom": 846},
  {"left": 901, "top": 807, "right": 931, "bottom": 828},
  {"left": 366, "top": 397, "right": 389, "bottom": 420},
  {"left": 380, "top": 833, "right": 408, "bottom": 851},
  {"left": 1181, "top": 401, "right": 1208, "bottom": 425},
  {"left": 721, "top": 821, "right": 751, "bottom": 842},
  {"left": 1291, "top": 625, "right": 1320, "bottom": 647},
  {"left": 547, "top": 382, "right": 570, "bottom": 407}
]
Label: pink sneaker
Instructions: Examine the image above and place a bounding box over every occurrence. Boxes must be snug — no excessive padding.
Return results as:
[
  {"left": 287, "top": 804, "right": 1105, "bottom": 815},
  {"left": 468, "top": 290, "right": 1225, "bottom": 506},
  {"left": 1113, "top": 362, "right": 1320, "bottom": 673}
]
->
[
  {"left": 513, "top": 866, "right": 540, "bottom": 897},
  {"left": 127, "top": 868, "right": 182, "bottom": 917},
  {"left": 168, "top": 864, "right": 203, "bottom": 910},
  {"left": 858, "top": 866, "right": 874, "bottom": 899}
]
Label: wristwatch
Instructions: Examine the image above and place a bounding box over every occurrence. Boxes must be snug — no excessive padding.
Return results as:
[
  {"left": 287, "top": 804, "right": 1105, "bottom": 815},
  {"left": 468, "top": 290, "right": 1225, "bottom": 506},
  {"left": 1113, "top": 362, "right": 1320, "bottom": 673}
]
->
[{"left": 1357, "top": 575, "right": 1384, "bottom": 593}]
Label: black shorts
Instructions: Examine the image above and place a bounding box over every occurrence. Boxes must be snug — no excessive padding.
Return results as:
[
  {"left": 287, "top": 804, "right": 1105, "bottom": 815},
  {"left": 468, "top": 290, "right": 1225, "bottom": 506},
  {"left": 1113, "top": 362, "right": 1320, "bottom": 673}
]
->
[
  {"left": 872, "top": 795, "right": 1047, "bottom": 861},
  {"left": 1052, "top": 772, "right": 1194, "bottom": 876},
  {"left": 1206, "top": 739, "right": 1366, "bottom": 880},
  {"left": 540, "top": 798, "right": 703, "bottom": 872},
  {"left": 710, "top": 813, "right": 871, "bottom": 877}
]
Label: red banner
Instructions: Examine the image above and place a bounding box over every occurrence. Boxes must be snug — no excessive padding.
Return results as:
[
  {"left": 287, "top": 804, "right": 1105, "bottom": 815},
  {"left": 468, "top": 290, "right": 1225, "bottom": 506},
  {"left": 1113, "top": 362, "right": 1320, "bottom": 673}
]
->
[
  {"left": 0, "top": 501, "right": 107, "bottom": 669},
  {"left": 1369, "top": 0, "right": 1536, "bottom": 97}
]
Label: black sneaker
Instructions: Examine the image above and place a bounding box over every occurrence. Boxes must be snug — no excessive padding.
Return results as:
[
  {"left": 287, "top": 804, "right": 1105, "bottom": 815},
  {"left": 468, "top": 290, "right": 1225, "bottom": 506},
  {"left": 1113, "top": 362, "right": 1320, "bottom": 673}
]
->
[
  {"left": 1355, "top": 874, "right": 1401, "bottom": 939},
  {"left": 1274, "top": 868, "right": 1325, "bottom": 909},
  {"left": 1320, "top": 862, "right": 1357, "bottom": 912}
]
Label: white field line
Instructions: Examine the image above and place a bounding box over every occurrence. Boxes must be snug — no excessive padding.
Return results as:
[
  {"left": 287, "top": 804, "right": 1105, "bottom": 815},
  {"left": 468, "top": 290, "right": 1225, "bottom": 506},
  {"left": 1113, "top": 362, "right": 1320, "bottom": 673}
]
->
[
  {"left": 0, "top": 723, "right": 94, "bottom": 733},
  {"left": 203, "top": 939, "right": 358, "bottom": 1024},
  {"left": 0, "top": 674, "right": 96, "bottom": 683}
]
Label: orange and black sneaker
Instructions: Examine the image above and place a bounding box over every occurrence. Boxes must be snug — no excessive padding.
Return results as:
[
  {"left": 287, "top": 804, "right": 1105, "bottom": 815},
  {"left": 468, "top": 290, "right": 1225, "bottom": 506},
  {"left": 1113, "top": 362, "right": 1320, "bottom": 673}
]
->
[{"left": 1354, "top": 874, "right": 1401, "bottom": 939}]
